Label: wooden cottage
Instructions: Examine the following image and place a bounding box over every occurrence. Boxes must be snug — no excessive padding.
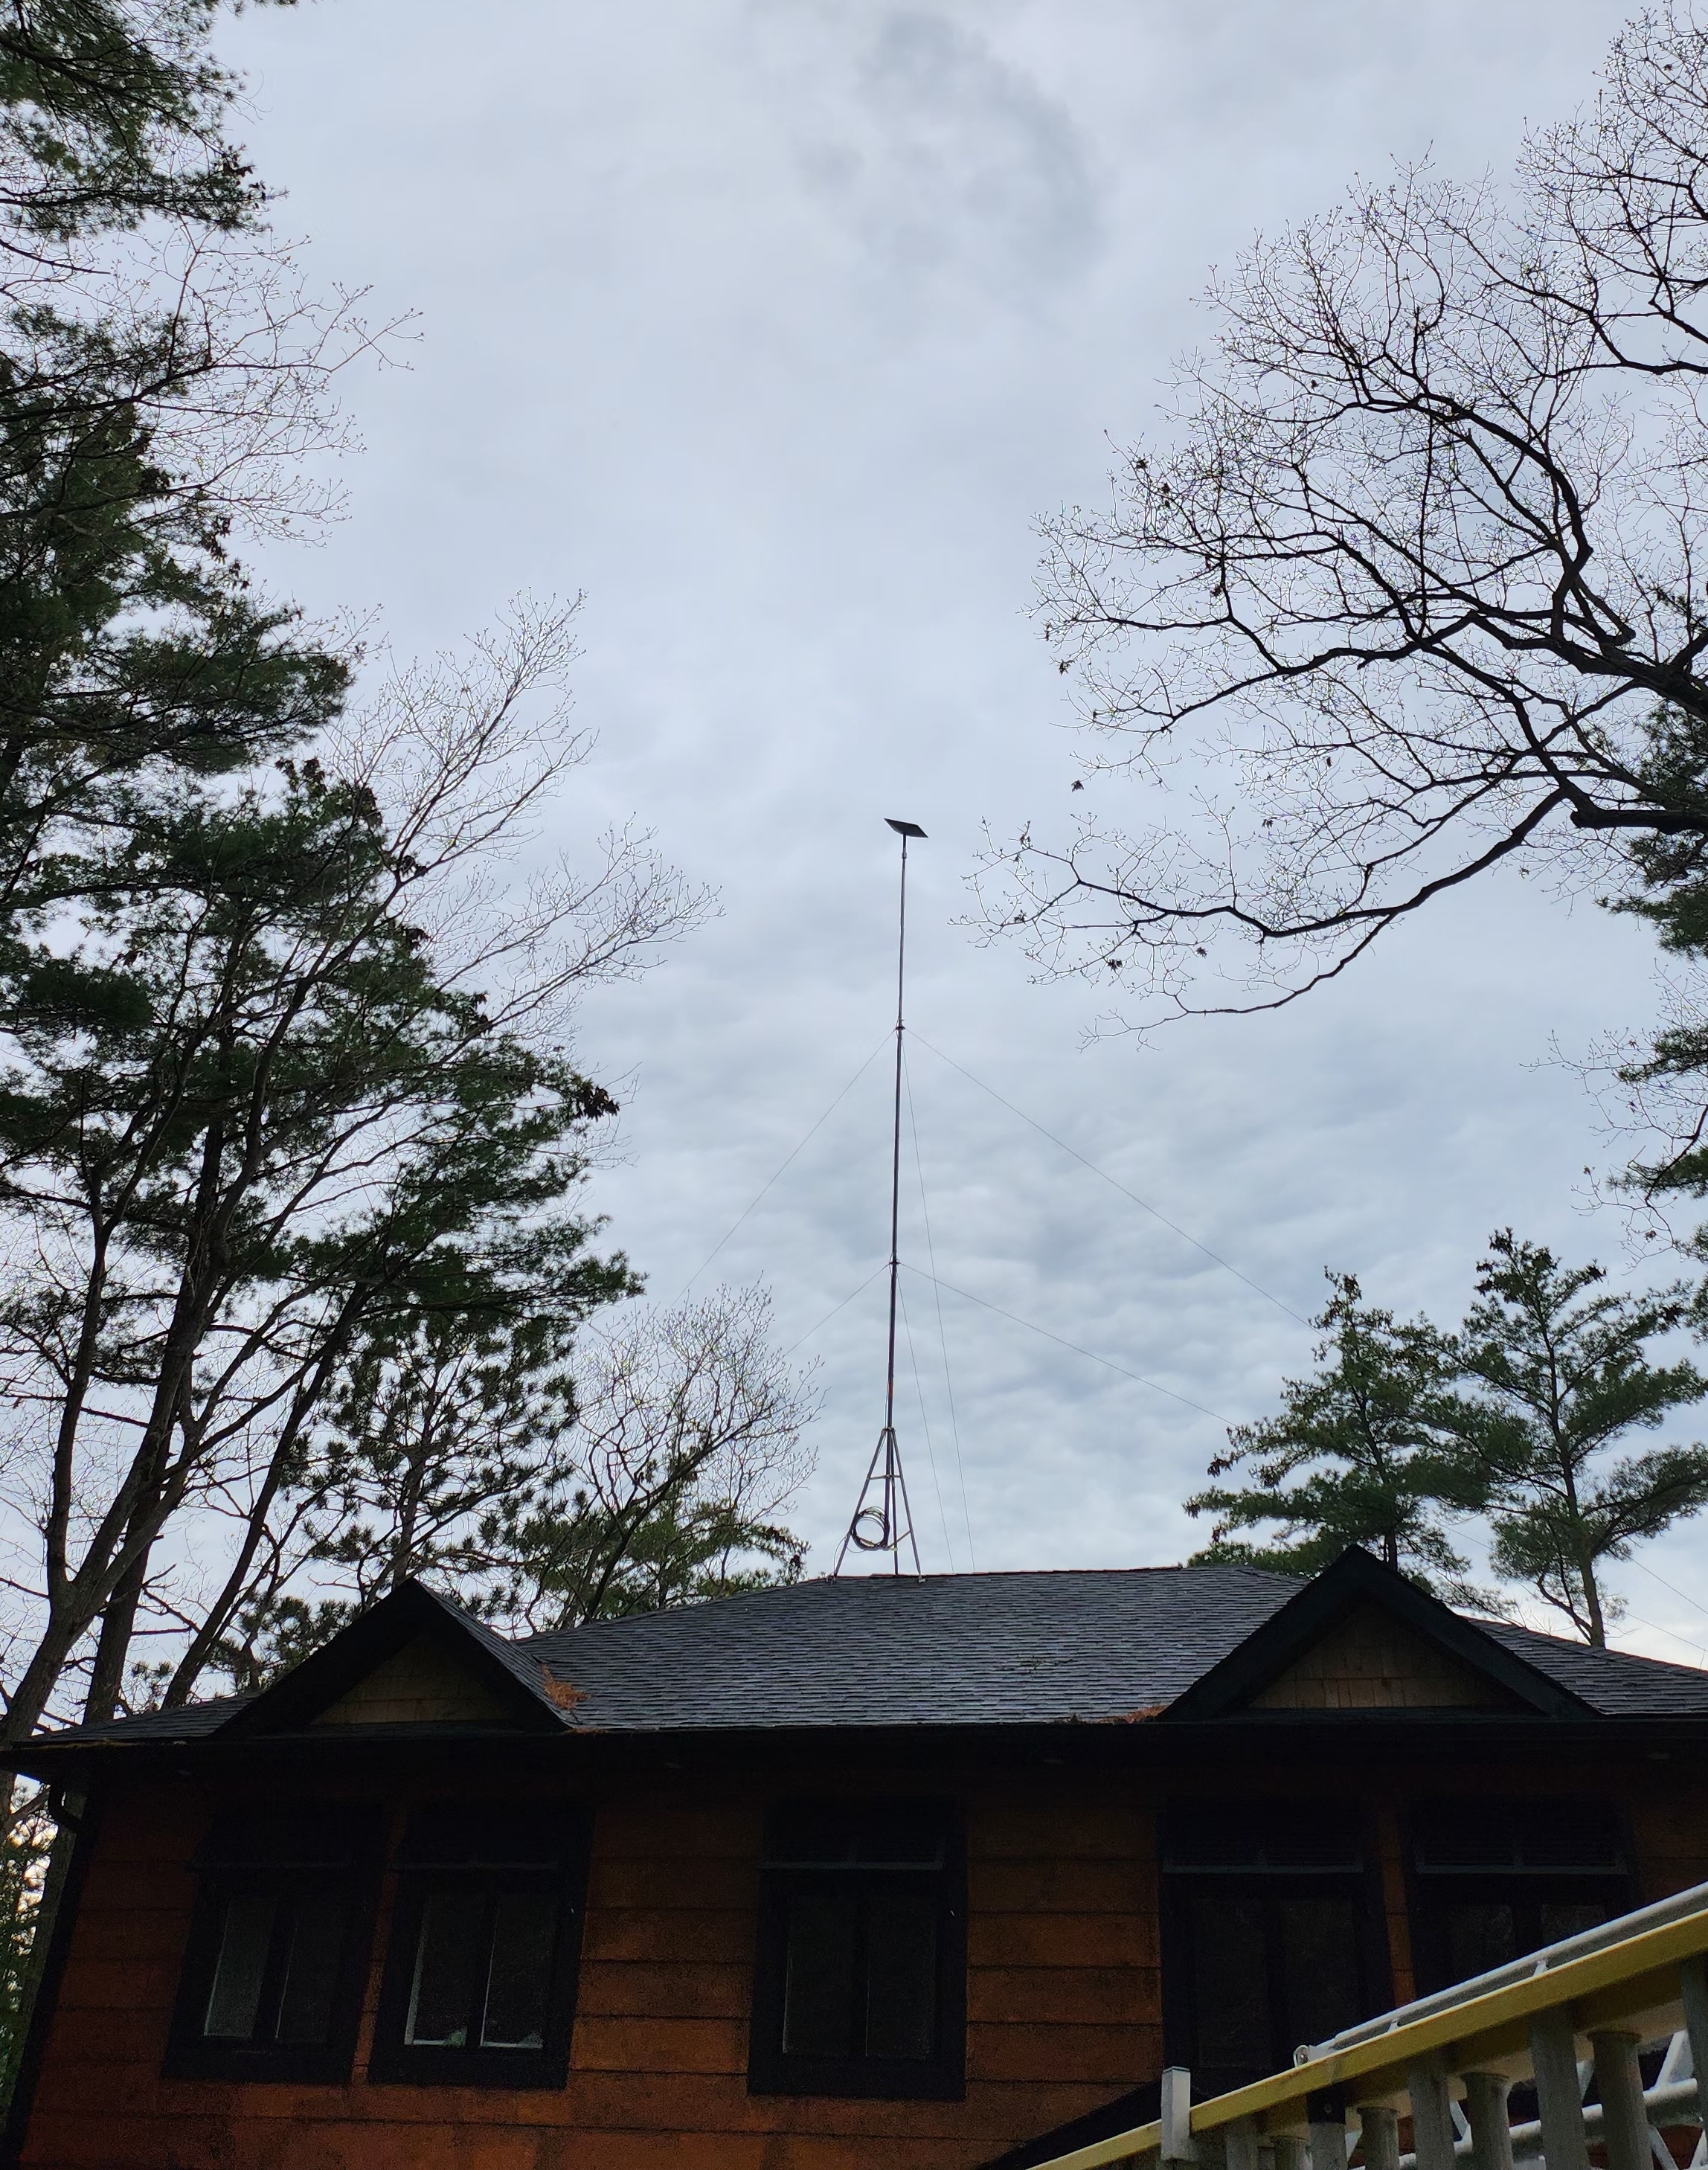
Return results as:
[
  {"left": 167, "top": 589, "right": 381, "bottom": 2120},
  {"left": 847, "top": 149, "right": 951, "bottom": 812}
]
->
[{"left": 5, "top": 1545, "right": 1708, "bottom": 2170}]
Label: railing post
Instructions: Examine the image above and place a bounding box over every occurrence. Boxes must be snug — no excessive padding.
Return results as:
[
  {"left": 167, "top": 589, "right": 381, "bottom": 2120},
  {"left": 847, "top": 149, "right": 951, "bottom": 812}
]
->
[
  {"left": 1308, "top": 2095, "right": 1346, "bottom": 2170},
  {"left": 1357, "top": 2105, "right": 1400, "bottom": 2170},
  {"left": 1529, "top": 2010, "right": 1592, "bottom": 2170},
  {"left": 1274, "top": 2137, "right": 1309, "bottom": 2170},
  {"left": 1163, "top": 2066, "right": 1196, "bottom": 2166},
  {"left": 1195, "top": 2128, "right": 1229, "bottom": 2170},
  {"left": 1681, "top": 1954, "right": 1708, "bottom": 2094},
  {"left": 1224, "top": 2115, "right": 1261, "bottom": 2170},
  {"left": 1409, "top": 2058, "right": 1458, "bottom": 2170},
  {"left": 1464, "top": 2071, "right": 1514, "bottom": 2170},
  {"left": 1590, "top": 2029, "right": 1649, "bottom": 2170}
]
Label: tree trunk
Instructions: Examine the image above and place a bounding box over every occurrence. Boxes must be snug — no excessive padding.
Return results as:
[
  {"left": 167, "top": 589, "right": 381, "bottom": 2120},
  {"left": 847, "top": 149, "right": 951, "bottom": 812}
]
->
[
  {"left": 81, "top": 1555, "right": 147, "bottom": 1724},
  {"left": 1579, "top": 1553, "right": 1608, "bottom": 1649}
]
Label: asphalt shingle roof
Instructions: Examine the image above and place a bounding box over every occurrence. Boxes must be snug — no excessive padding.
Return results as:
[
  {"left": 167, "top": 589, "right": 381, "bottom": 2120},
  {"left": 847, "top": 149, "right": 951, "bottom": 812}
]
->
[
  {"left": 28, "top": 1563, "right": 1708, "bottom": 1752},
  {"left": 513, "top": 1564, "right": 1298, "bottom": 1730},
  {"left": 1481, "top": 1618, "right": 1708, "bottom": 1715}
]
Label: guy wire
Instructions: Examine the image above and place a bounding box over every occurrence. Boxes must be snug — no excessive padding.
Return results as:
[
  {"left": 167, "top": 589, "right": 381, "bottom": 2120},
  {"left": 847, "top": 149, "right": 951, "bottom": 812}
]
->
[
  {"left": 675, "top": 1032, "right": 890, "bottom": 1300},
  {"left": 897, "top": 1277, "right": 957, "bottom": 1570},
  {"left": 908, "top": 1030, "right": 1309, "bottom": 1327},
  {"left": 904, "top": 1047, "right": 976, "bottom": 1570}
]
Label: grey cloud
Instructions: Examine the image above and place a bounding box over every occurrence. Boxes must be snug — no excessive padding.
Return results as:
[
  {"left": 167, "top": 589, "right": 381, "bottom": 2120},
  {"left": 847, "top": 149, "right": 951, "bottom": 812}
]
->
[{"left": 788, "top": 8, "right": 1104, "bottom": 299}]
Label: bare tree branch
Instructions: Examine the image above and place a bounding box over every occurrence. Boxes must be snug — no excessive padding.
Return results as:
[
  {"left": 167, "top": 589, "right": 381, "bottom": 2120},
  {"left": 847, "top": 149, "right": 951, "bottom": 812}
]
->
[{"left": 983, "top": 4, "right": 1708, "bottom": 1026}]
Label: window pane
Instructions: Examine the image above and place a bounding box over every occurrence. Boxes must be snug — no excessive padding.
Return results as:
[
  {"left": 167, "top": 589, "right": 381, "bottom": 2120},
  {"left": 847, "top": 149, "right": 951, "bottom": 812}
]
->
[
  {"left": 783, "top": 1890, "right": 859, "bottom": 2058},
  {"left": 481, "top": 1890, "right": 557, "bottom": 2049},
  {"left": 401, "top": 1807, "right": 569, "bottom": 1870},
  {"left": 405, "top": 1890, "right": 489, "bottom": 2047},
  {"left": 1519, "top": 1807, "right": 1622, "bottom": 1873},
  {"left": 857, "top": 1811, "right": 947, "bottom": 1867},
  {"left": 201, "top": 1811, "right": 362, "bottom": 1869},
  {"left": 769, "top": 1803, "right": 946, "bottom": 1866},
  {"left": 864, "top": 1888, "right": 936, "bottom": 2060},
  {"left": 1445, "top": 1901, "right": 1517, "bottom": 1983},
  {"left": 1277, "top": 1897, "right": 1363, "bottom": 2052},
  {"left": 1169, "top": 1805, "right": 1362, "bottom": 1872},
  {"left": 203, "top": 1893, "right": 277, "bottom": 2040},
  {"left": 1189, "top": 1890, "right": 1271, "bottom": 2073},
  {"left": 1539, "top": 1900, "right": 1607, "bottom": 1946},
  {"left": 274, "top": 1892, "right": 347, "bottom": 2045},
  {"left": 1410, "top": 1800, "right": 1623, "bottom": 1875}
]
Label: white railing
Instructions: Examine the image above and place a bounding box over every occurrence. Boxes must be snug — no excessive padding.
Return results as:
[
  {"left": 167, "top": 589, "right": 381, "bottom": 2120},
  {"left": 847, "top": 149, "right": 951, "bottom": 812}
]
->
[{"left": 1028, "top": 1881, "right": 1708, "bottom": 2170}]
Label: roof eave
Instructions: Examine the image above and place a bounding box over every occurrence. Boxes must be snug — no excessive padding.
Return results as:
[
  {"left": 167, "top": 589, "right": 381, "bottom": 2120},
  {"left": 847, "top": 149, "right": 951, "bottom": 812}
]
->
[{"left": 10, "top": 1705, "right": 1707, "bottom": 1788}]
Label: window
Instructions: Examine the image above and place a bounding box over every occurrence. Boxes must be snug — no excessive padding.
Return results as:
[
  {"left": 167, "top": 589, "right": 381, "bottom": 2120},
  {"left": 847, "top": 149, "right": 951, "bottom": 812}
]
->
[
  {"left": 368, "top": 1803, "right": 588, "bottom": 2087},
  {"left": 748, "top": 1801, "right": 965, "bottom": 2100},
  {"left": 1161, "top": 1803, "right": 1388, "bottom": 2094},
  {"left": 164, "top": 1805, "right": 380, "bottom": 2082},
  {"left": 1407, "top": 1798, "right": 1631, "bottom": 1994}
]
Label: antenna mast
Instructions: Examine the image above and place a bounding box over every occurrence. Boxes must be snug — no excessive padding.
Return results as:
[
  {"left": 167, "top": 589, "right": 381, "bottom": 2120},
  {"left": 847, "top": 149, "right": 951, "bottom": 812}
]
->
[{"left": 835, "top": 818, "right": 926, "bottom": 1577}]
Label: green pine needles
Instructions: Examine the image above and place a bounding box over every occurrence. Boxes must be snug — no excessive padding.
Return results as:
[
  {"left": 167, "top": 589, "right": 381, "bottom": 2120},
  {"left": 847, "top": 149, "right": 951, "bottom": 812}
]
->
[{"left": 1190, "top": 1236, "right": 1708, "bottom": 1645}]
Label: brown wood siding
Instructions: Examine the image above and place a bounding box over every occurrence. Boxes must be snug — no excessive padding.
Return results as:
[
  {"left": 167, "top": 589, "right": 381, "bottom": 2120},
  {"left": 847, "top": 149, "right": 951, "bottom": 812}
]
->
[
  {"left": 1250, "top": 1605, "right": 1511, "bottom": 1710},
  {"left": 1628, "top": 1788, "right": 1708, "bottom": 1902},
  {"left": 312, "top": 1630, "right": 516, "bottom": 1725},
  {"left": 1372, "top": 1797, "right": 1416, "bottom": 2009},
  {"left": 19, "top": 1771, "right": 1153, "bottom": 2170},
  {"left": 16, "top": 1750, "right": 1708, "bottom": 2170}
]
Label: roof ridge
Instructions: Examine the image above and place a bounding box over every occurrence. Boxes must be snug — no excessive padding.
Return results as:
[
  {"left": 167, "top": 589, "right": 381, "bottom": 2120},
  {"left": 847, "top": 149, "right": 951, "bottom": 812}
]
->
[{"left": 508, "top": 1560, "right": 1304, "bottom": 1652}]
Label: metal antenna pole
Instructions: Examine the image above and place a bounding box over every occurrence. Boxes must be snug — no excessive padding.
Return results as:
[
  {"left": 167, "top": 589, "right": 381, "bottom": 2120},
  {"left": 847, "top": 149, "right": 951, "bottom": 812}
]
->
[
  {"left": 835, "top": 819, "right": 926, "bottom": 1576},
  {"left": 883, "top": 830, "right": 909, "bottom": 1457}
]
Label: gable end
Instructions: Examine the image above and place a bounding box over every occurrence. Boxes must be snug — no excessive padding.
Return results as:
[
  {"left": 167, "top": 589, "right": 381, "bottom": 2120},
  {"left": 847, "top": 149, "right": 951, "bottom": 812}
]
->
[
  {"left": 216, "top": 1580, "right": 565, "bottom": 1739},
  {"left": 1163, "top": 1548, "right": 1595, "bottom": 1721},
  {"left": 1249, "top": 1599, "right": 1517, "bottom": 1711},
  {"left": 311, "top": 1630, "right": 516, "bottom": 1727}
]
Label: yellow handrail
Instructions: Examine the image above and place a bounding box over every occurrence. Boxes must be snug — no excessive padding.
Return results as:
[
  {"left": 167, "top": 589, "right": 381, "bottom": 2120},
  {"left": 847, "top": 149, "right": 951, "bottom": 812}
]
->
[{"left": 1028, "top": 1896, "right": 1708, "bottom": 2170}]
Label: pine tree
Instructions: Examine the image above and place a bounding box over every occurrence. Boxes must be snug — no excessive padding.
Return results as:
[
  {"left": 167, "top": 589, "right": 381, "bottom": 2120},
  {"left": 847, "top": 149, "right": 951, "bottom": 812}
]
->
[
  {"left": 0, "top": 0, "right": 365, "bottom": 946},
  {"left": 1448, "top": 1232, "right": 1708, "bottom": 1646},
  {"left": 1186, "top": 1273, "right": 1484, "bottom": 1596}
]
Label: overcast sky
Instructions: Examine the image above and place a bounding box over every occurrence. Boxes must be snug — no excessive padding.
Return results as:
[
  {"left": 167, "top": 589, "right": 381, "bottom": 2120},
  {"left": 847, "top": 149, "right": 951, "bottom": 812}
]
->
[{"left": 211, "top": 0, "right": 1708, "bottom": 1663}]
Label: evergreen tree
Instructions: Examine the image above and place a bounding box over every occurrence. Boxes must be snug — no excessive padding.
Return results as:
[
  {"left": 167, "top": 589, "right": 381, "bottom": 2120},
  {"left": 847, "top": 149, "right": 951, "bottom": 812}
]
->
[
  {"left": 1448, "top": 1232, "right": 1708, "bottom": 1646},
  {"left": 0, "top": 1, "right": 268, "bottom": 244},
  {"left": 179, "top": 1290, "right": 817, "bottom": 1692},
  {"left": 1185, "top": 1273, "right": 1483, "bottom": 1596},
  {"left": 155, "top": 1166, "right": 641, "bottom": 1707},
  {"left": 0, "top": 1, "right": 730, "bottom": 2103},
  {"left": 0, "top": 1, "right": 376, "bottom": 988},
  {"left": 0, "top": 606, "right": 700, "bottom": 1742},
  {"left": 0, "top": 0, "right": 357, "bottom": 2105}
]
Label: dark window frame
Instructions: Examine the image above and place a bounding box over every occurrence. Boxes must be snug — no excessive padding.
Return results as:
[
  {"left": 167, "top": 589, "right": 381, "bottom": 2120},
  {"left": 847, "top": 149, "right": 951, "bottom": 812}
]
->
[
  {"left": 1404, "top": 1797, "right": 1634, "bottom": 1995},
  {"left": 367, "top": 1803, "right": 591, "bottom": 2090},
  {"left": 1160, "top": 1801, "right": 1391, "bottom": 2093},
  {"left": 748, "top": 1800, "right": 966, "bottom": 2102},
  {"left": 163, "top": 1805, "right": 382, "bottom": 2085}
]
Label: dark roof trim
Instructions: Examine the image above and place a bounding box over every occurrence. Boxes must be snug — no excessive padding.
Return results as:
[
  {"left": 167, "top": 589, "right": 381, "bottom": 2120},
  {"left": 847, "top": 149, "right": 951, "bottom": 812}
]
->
[
  {"left": 19, "top": 1707, "right": 1695, "bottom": 1791},
  {"left": 214, "top": 1581, "right": 567, "bottom": 1740},
  {"left": 979, "top": 2080, "right": 1163, "bottom": 2170},
  {"left": 1160, "top": 1547, "right": 1596, "bottom": 1721}
]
